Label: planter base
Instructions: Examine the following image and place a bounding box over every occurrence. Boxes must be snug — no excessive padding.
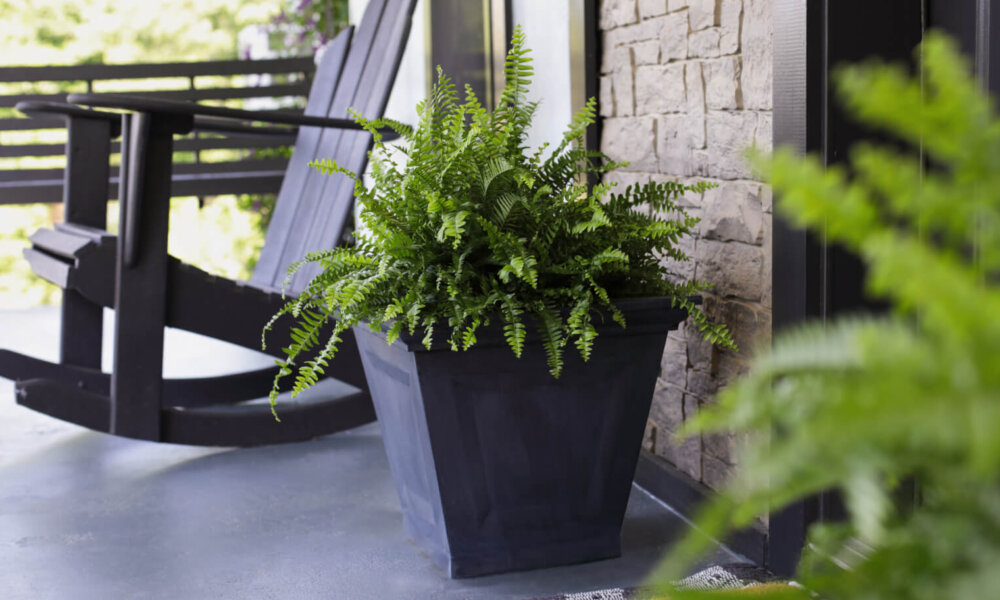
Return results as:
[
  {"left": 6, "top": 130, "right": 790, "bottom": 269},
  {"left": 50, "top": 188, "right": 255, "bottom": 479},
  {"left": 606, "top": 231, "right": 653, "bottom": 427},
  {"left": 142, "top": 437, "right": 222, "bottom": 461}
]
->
[
  {"left": 356, "top": 298, "right": 687, "bottom": 578},
  {"left": 441, "top": 530, "right": 621, "bottom": 579}
]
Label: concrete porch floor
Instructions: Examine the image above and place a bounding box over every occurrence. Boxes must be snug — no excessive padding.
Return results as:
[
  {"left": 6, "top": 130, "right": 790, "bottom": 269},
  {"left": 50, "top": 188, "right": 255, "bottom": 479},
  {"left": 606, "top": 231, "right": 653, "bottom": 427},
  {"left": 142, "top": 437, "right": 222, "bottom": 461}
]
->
[{"left": 0, "top": 306, "right": 739, "bottom": 599}]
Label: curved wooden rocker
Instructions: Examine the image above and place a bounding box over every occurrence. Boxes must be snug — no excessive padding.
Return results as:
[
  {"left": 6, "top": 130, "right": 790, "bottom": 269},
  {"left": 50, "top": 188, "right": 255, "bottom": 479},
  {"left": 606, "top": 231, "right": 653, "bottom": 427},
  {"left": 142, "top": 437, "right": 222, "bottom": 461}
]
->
[{"left": 0, "top": 0, "right": 417, "bottom": 446}]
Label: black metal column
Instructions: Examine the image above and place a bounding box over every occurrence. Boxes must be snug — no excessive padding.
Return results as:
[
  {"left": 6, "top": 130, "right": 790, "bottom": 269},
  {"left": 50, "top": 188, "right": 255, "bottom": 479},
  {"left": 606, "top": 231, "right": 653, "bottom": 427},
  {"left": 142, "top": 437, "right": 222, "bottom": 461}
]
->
[
  {"left": 569, "top": 0, "right": 601, "bottom": 188},
  {"left": 928, "top": 0, "right": 1000, "bottom": 95},
  {"left": 426, "top": 0, "right": 509, "bottom": 108},
  {"left": 768, "top": 0, "right": 924, "bottom": 576},
  {"left": 768, "top": 0, "right": 824, "bottom": 575}
]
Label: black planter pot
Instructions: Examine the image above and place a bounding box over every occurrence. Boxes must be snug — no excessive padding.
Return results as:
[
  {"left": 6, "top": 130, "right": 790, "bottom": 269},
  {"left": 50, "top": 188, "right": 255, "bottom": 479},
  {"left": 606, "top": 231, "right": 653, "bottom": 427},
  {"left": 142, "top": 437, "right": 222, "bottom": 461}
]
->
[{"left": 354, "top": 297, "right": 688, "bottom": 578}]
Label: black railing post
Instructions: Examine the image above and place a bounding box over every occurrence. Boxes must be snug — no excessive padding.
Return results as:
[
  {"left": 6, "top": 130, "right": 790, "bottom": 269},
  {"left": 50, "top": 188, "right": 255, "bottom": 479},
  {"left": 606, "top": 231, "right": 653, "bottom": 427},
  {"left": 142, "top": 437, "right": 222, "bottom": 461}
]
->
[{"left": 769, "top": 0, "right": 925, "bottom": 576}]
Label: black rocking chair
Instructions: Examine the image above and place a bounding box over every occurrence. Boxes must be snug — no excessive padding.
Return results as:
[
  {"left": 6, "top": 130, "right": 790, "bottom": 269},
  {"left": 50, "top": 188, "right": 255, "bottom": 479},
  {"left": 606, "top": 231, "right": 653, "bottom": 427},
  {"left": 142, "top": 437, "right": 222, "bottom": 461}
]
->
[{"left": 0, "top": 0, "right": 417, "bottom": 446}]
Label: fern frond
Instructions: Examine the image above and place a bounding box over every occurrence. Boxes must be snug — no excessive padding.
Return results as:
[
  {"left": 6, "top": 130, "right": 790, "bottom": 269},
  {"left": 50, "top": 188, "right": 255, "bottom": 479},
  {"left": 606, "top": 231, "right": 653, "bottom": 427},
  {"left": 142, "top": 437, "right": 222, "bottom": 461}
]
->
[
  {"left": 265, "top": 25, "right": 733, "bottom": 412},
  {"left": 502, "top": 298, "right": 527, "bottom": 357},
  {"left": 309, "top": 158, "right": 358, "bottom": 180}
]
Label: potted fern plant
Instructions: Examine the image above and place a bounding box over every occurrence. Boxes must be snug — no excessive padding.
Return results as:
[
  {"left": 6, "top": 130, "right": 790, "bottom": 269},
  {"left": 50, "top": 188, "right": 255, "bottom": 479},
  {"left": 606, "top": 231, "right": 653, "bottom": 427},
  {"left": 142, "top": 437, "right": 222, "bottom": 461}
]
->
[{"left": 266, "top": 28, "right": 734, "bottom": 578}]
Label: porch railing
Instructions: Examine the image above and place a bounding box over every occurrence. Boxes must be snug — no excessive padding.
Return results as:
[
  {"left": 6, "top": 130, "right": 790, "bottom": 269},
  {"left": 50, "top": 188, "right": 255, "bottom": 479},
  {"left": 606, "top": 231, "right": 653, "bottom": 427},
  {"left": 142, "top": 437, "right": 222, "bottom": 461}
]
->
[{"left": 0, "top": 57, "right": 315, "bottom": 206}]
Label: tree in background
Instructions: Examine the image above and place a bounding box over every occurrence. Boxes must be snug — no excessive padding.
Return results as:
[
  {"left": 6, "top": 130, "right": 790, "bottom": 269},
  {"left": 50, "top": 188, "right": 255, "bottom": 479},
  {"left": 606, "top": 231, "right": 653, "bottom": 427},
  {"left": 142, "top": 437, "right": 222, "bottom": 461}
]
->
[
  {"left": 656, "top": 33, "right": 1000, "bottom": 599},
  {"left": 0, "top": 0, "right": 274, "bottom": 65},
  {"left": 257, "top": 0, "right": 350, "bottom": 57}
]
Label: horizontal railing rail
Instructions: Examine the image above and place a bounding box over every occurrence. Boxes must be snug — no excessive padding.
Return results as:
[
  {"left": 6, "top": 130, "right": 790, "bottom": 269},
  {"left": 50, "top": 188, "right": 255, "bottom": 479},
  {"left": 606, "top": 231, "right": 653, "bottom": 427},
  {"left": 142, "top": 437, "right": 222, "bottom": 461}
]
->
[
  {"left": 0, "top": 57, "right": 315, "bottom": 82},
  {"left": 0, "top": 57, "right": 314, "bottom": 206}
]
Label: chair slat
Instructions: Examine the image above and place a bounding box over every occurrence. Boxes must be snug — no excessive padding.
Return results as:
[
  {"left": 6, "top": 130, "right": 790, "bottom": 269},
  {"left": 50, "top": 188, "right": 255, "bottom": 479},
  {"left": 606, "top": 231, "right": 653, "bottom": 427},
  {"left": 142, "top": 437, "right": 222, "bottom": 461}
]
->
[
  {"left": 274, "top": 0, "right": 391, "bottom": 289},
  {"left": 314, "top": 0, "right": 415, "bottom": 250},
  {"left": 288, "top": 0, "right": 416, "bottom": 293},
  {"left": 250, "top": 21, "right": 363, "bottom": 288},
  {"left": 255, "top": 0, "right": 422, "bottom": 294}
]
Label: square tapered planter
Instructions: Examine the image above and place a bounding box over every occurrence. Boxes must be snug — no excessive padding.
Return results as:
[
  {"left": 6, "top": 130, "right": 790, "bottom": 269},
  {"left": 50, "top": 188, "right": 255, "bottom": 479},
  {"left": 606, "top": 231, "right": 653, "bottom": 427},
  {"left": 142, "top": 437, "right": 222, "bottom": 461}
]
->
[{"left": 354, "top": 297, "right": 687, "bottom": 578}]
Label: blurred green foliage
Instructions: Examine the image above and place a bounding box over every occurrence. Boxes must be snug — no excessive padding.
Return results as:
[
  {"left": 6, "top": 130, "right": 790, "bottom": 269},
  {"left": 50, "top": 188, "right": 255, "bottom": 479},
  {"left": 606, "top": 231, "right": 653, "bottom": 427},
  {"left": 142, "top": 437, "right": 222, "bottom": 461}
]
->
[
  {"left": 0, "top": 199, "right": 266, "bottom": 310},
  {"left": 0, "top": 0, "right": 274, "bottom": 65},
  {"left": 0, "top": 205, "right": 61, "bottom": 309},
  {"left": 261, "top": 0, "right": 350, "bottom": 57},
  {"left": 655, "top": 33, "right": 1000, "bottom": 599}
]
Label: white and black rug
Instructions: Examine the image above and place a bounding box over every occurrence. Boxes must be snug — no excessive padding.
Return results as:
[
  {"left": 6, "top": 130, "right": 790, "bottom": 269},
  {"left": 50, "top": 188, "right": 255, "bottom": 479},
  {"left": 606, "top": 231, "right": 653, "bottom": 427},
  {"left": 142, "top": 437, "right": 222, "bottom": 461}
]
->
[{"left": 529, "top": 563, "right": 781, "bottom": 599}]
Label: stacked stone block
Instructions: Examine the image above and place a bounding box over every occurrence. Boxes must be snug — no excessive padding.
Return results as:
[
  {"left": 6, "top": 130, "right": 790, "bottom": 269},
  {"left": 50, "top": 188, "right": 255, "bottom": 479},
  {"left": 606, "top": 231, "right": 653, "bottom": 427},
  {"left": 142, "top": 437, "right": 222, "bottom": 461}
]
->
[{"left": 599, "top": 0, "right": 773, "bottom": 489}]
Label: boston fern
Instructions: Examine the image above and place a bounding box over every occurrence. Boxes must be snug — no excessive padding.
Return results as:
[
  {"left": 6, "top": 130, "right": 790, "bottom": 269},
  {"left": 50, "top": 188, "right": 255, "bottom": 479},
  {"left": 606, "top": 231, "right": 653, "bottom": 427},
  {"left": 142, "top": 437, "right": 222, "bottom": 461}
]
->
[
  {"left": 264, "top": 27, "right": 734, "bottom": 409},
  {"left": 655, "top": 34, "right": 1000, "bottom": 600}
]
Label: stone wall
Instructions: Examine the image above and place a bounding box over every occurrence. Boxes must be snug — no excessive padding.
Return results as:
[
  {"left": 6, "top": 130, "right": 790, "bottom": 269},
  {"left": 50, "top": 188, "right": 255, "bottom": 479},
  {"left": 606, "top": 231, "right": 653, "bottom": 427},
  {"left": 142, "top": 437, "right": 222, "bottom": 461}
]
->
[{"left": 598, "top": 0, "right": 773, "bottom": 489}]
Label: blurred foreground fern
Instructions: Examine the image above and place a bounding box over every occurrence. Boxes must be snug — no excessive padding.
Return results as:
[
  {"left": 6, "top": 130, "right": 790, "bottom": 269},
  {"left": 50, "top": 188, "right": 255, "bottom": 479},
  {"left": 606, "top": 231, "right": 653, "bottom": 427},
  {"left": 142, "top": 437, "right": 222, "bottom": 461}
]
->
[{"left": 655, "top": 33, "right": 1000, "bottom": 599}]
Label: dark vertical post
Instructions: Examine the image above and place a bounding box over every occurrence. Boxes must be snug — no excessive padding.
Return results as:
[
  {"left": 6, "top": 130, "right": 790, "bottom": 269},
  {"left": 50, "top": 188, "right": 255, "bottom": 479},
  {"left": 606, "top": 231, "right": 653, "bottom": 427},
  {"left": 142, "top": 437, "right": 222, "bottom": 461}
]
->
[
  {"left": 584, "top": 0, "right": 600, "bottom": 170},
  {"left": 569, "top": 0, "right": 601, "bottom": 189},
  {"left": 426, "top": 0, "right": 498, "bottom": 105},
  {"left": 487, "top": 0, "right": 512, "bottom": 108},
  {"left": 989, "top": 0, "right": 1000, "bottom": 94},
  {"left": 977, "top": 0, "right": 992, "bottom": 86},
  {"left": 768, "top": 0, "right": 825, "bottom": 576},
  {"left": 59, "top": 117, "right": 113, "bottom": 369},
  {"left": 929, "top": 0, "right": 1000, "bottom": 94},
  {"left": 768, "top": 0, "right": 924, "bottom": 576},
  {"left": 109, "top": 112, "right": 175, "bottom": 441}
]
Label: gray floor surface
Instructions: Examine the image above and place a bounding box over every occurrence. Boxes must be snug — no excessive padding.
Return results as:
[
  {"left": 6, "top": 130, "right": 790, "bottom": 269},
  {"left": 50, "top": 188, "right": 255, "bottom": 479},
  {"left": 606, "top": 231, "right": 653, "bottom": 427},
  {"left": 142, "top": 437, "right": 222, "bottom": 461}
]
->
[{"left": 0, "top": 306, "right": 738, "bottom": 600}]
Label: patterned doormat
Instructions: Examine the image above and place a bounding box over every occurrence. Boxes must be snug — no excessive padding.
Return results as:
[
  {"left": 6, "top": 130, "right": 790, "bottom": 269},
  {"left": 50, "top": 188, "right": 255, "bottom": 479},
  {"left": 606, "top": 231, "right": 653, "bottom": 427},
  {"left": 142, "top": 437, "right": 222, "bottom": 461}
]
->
[{"left": 528, "top": 563, "right": 785, "bottom": 600}]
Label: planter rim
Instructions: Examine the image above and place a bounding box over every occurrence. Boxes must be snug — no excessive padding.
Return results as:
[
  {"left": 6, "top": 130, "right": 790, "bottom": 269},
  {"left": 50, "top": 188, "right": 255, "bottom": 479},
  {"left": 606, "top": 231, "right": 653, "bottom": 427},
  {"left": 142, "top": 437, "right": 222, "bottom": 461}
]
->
[{"left": 357, "top": 295, "right": 695, "bottom": 353}]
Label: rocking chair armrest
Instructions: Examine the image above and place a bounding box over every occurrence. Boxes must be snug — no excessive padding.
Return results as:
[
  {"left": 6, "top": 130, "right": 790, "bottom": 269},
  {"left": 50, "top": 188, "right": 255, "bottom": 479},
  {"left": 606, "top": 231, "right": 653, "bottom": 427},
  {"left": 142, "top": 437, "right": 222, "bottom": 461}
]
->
[
  {"left": 15, "top": 101, "right": 123, "bottom": 136},
  {"left": 16, "top": 100, "right": 300, "bottom": 141},
  {"left": 67, "top": 93, "right": 402, "bottom": 141}
]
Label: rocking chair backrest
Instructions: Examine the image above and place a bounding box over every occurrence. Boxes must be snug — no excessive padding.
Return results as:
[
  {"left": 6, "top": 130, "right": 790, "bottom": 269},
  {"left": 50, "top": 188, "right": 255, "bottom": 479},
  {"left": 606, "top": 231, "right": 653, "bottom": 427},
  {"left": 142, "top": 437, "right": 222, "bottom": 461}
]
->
[{"left": 251, "top": 0, "right": 417, "bottom": 294}]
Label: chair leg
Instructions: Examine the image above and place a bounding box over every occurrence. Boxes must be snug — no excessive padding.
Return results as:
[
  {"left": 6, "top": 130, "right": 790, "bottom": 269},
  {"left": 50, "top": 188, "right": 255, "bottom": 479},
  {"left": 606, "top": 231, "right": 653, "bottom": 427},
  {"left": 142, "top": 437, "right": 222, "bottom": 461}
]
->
[
  {"left": 108, "top": 112, "right": 175, "bottom": 441},
  {"left": 59, "top": 114, "right": 114, "bottom": 370},
  {"left": 60, "top": 291, "right": 103, "bottom": 369}
]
